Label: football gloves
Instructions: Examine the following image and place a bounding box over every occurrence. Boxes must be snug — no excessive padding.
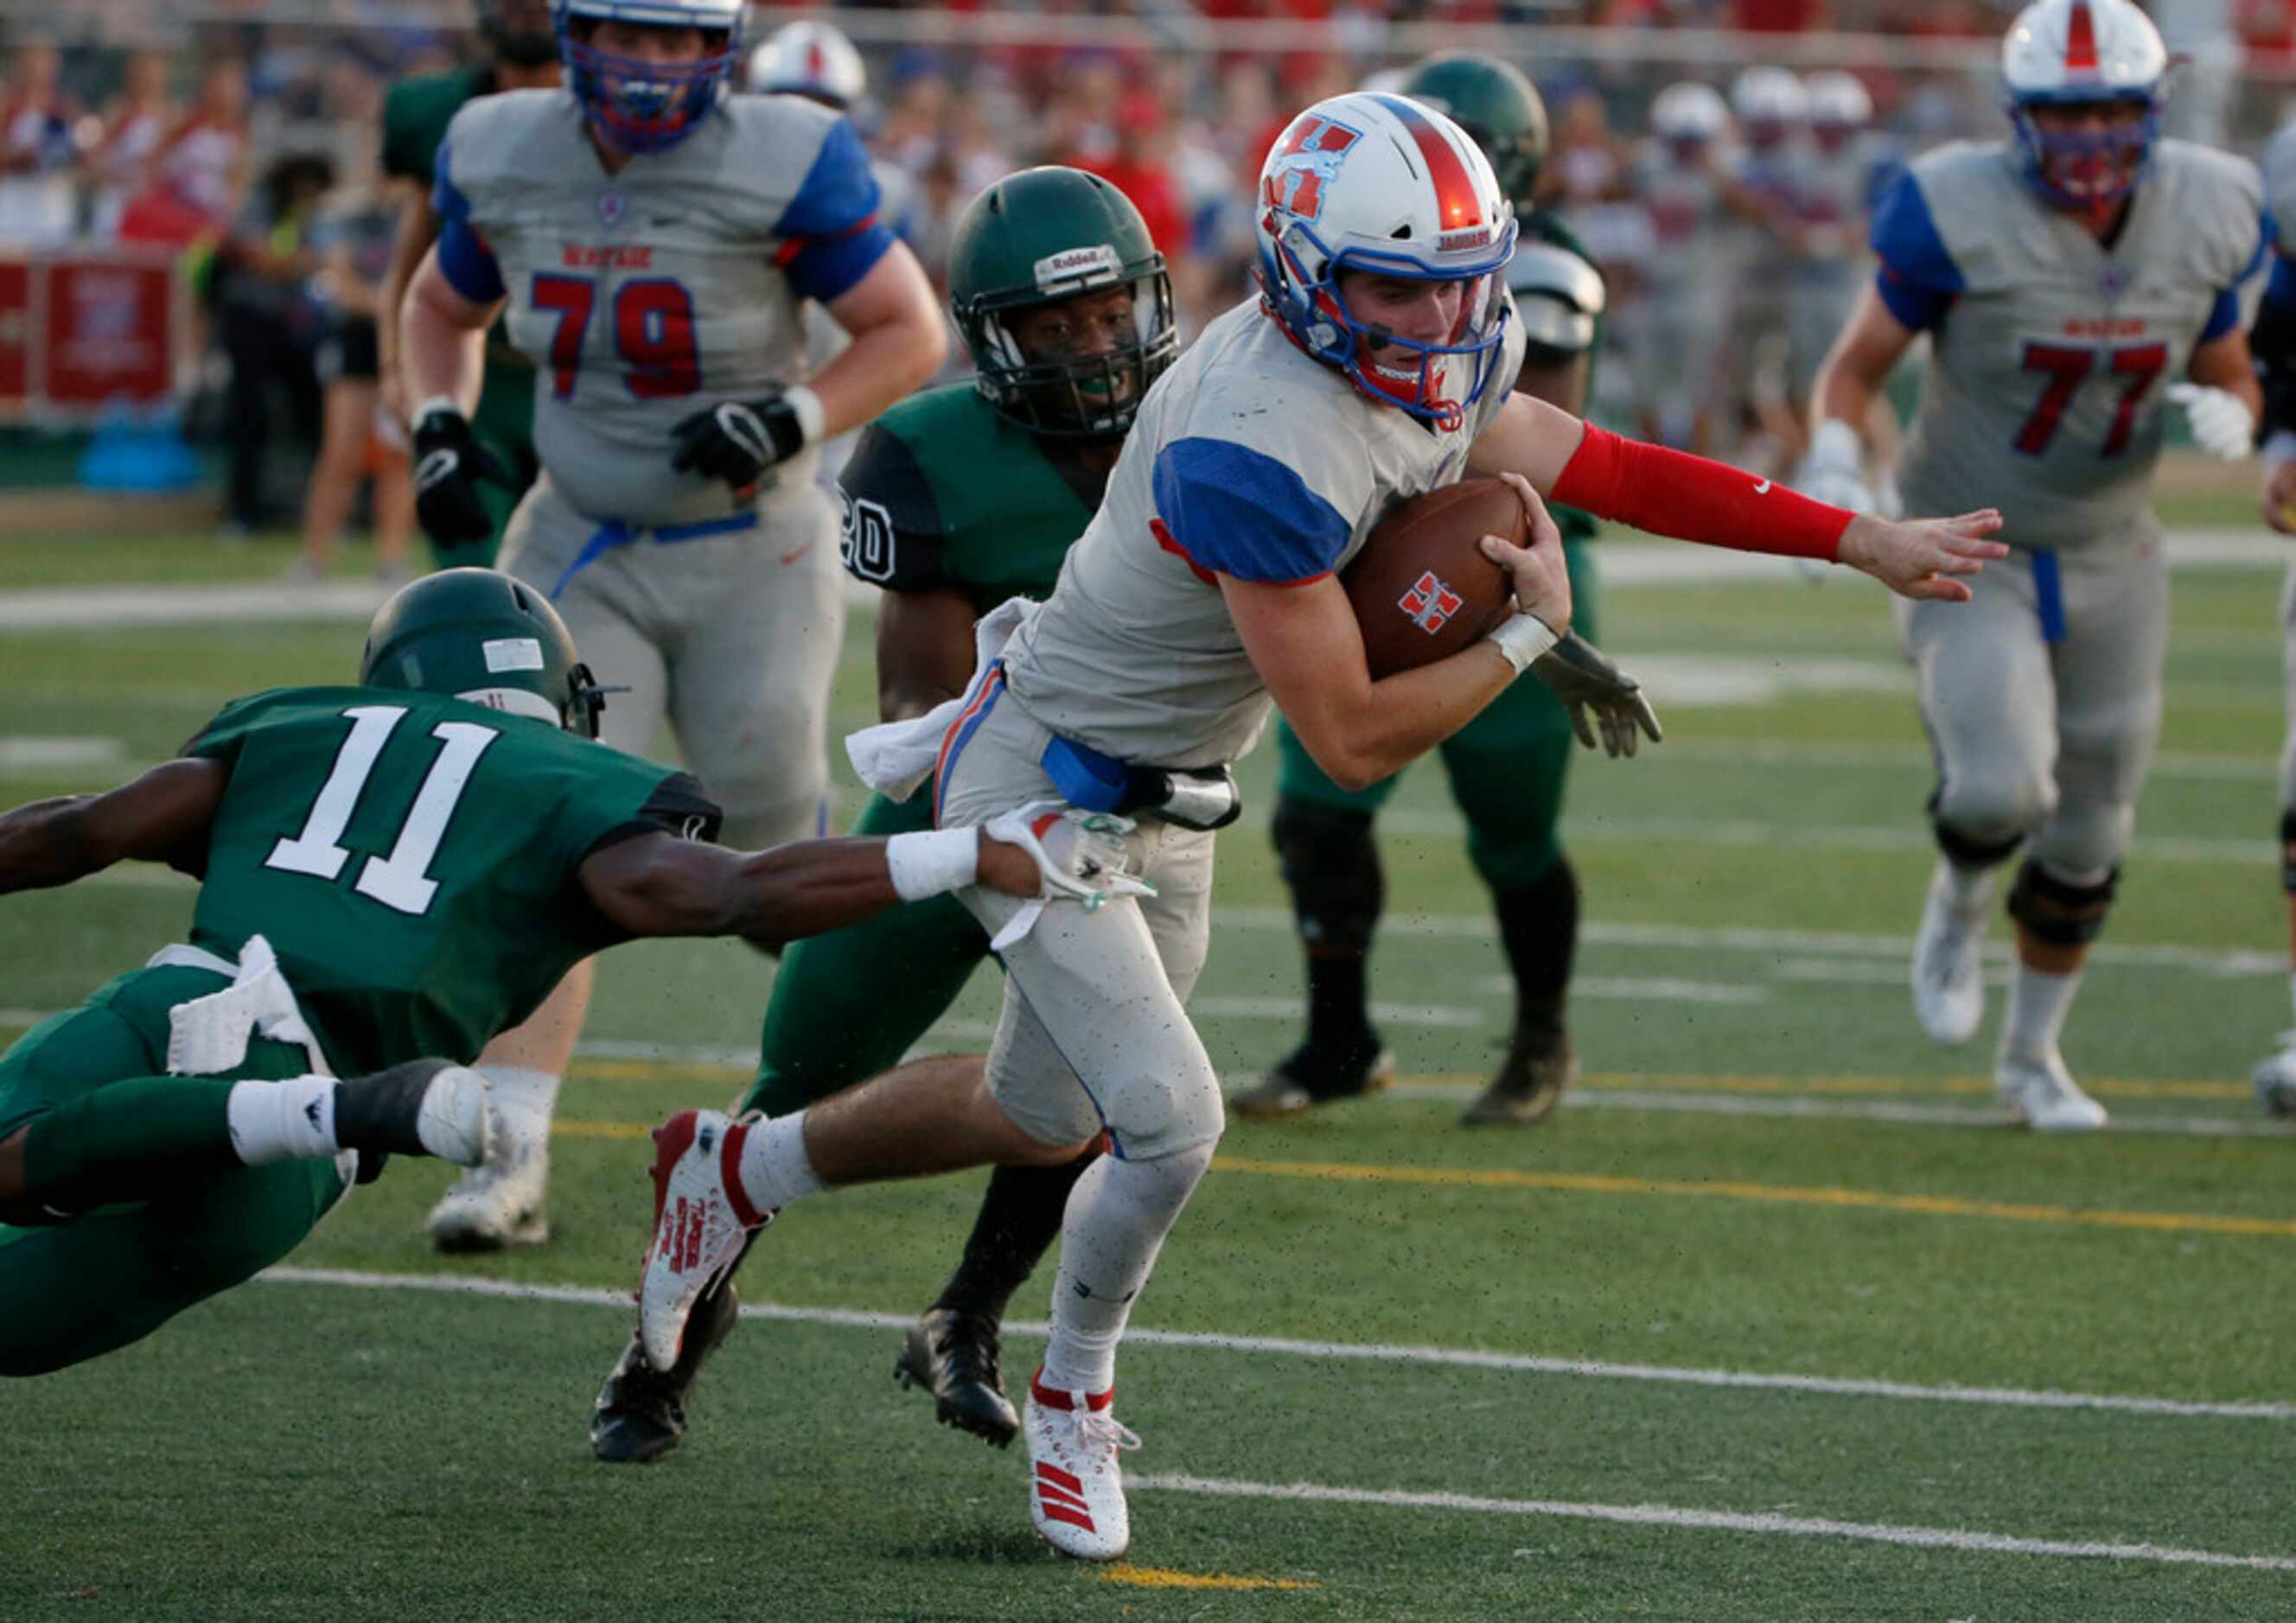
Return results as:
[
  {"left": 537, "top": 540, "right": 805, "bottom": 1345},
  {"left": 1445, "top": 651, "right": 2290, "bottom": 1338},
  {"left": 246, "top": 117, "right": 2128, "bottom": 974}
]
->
[
  {"left": 411, "top": 404, "right": 515, "bottom": 548},
  {"left": 985, "top": 803, "right": 1156, "bottom": 909},
  {"left": 2166, "top": 382, "right": 2255, "bottom": 462},
  {"left": 670, "top": 394, "right": 810, "bottom": 493},
  {"left": 1531, "top": 632, "right": 1664, "bottom": 759}
]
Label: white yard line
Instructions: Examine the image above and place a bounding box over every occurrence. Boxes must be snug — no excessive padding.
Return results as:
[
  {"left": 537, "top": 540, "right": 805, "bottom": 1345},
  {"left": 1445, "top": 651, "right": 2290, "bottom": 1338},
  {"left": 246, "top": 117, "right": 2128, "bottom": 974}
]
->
[
  {"left": 1127, "top": 1474, "right": 2296, "bottom": 1573},
  {"left": 0, "top": 735, "right": 122, "bottom": 769},
  {"left": 257, "top": 1266, "right": 2296, "bottom": 1423}
]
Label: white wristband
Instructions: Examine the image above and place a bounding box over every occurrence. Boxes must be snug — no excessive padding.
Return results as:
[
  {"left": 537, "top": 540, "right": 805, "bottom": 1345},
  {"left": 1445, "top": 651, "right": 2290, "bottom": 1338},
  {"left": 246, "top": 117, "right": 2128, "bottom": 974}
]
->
[
  {"left": 411, "top": 393, "right": 460, "bottom": 432},
  {"left": 1488, "top": 611, "right": 1561, "bottom": 675},
  {"left": 885, "top": 827, "right": 979, "bottom": 901},
  {"left": 784, "top": 384, "right": 826, "bottom": 449}
]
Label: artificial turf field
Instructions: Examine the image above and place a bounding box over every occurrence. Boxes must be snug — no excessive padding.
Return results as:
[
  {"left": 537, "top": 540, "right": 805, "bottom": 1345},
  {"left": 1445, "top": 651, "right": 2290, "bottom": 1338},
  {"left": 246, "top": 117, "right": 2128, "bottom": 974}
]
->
[{"left": 3, "top": 512, "right": 2293, "bottom": 1620}]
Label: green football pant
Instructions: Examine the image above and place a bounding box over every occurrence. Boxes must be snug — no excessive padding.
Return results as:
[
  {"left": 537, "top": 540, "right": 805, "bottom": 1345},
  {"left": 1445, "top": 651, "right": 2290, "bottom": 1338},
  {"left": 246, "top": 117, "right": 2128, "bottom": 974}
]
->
[
  {"left": 0, "top": 966, "right": 346, "bottom": 1378},
  {"left": 1275, "top": 540, "right": 1600, "bottom": 892},
  {"left": 748, "top": 786, "right": 992, "bottom": 1116}
]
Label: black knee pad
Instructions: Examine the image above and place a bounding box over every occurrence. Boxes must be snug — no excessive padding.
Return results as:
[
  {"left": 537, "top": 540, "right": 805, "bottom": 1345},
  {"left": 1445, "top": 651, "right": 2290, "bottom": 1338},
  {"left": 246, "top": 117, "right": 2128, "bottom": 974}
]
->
[
  {"left": 1271, "top": 797, "right": 1382, "bottom": 952},
  {"left": 2280, "top": 811, "right": 2296, "bottom": 895},
  {"left": 1926, "top": 787, "right": 2025, "bottom": 871},
  {"left": 2006, "top": 858, "right": 2119, "bottom": 946}
]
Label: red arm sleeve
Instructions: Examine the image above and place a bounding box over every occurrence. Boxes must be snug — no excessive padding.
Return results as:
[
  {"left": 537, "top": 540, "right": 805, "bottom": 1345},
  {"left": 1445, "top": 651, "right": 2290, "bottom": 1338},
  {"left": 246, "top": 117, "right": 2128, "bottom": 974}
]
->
[{"left": 1547, "top": 423, "right": 1853, "bottom": 563}]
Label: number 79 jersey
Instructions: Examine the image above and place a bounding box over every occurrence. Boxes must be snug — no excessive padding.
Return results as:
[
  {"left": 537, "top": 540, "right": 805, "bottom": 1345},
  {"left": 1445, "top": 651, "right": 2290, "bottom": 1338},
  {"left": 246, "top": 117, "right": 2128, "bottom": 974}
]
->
[
  {"left": 1874, "top": 138, "right": 2262, "bottom": 551},
  {"left": 183, "top": 687, "right": 721, "bottom": 1076},
  {"left": 433, "top": 89, "right": 891, "bottom": 528}
]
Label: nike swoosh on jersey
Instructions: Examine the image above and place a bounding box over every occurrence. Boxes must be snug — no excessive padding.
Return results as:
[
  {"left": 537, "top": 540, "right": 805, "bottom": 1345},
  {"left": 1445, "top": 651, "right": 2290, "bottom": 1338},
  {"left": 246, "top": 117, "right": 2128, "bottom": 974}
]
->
[{"left": 1753, "top": 479, "right": 1772, "bottom": 494}]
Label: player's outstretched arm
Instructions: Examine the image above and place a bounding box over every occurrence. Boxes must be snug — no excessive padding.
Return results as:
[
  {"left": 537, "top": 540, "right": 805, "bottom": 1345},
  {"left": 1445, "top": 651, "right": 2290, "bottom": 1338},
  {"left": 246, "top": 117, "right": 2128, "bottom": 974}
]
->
[
  {"left": 577, "top": 819, "right": 1140, "bottom": 951},
  {"left": 814, "top": 245, "right": 948, "bottom": 441},
  {"left": 1466, "top": 390, "right": 2005, "bottom": 603},
  {"left": 0, "top": 760, "right": 226, "bottom": 895}
]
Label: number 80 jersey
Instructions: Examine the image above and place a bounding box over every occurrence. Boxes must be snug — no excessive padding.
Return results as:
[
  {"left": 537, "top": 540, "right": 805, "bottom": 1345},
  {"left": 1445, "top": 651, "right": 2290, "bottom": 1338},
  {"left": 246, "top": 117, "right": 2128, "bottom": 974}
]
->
[
  {"left": 1874, "top": 138, "right": 2262, "bottom": 551},
  {"left": 183, "top": 687, "right": 721, "bottom": 1076},
  {"left": 433, "top": 89, "right": 892, "bottom": 528}
]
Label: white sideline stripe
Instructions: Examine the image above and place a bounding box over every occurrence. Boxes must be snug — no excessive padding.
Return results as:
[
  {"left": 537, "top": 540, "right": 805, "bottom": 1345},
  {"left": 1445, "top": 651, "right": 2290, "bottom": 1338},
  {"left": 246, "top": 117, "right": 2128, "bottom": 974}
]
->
[
  {"left": 0, "top": 735, "right": 122, "bottom": 768},
  {"left": 1658, "top": 737, "right": 2280, "bottom": 784},
  {"left": 1126, "top": 1474, "right": 2296, "bottom": 1573},
  {"left": 254, "top": 1266, "right": 2296, "bottom": 1423}
]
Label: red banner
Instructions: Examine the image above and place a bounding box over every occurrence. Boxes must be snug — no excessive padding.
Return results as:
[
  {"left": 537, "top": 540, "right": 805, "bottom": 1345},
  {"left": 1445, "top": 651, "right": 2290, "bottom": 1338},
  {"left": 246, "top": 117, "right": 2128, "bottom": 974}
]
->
[
  {"left": 0, "top": 247, "right": 182, "bottom": 420},
  {"left": 0, "top": 260, "right": 29, "bottom": 412}
]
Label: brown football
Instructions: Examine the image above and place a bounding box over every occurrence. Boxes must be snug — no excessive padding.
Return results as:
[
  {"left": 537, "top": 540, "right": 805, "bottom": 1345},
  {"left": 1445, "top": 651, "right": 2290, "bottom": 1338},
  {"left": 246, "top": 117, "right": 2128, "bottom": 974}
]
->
[{"left": 1342, "top": 478, "right": 1521, "bottom": 678}]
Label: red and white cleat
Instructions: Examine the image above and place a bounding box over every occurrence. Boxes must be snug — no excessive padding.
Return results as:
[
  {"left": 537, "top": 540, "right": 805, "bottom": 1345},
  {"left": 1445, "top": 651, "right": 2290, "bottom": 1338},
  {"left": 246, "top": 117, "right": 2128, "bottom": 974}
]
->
[
  {"left": 638, "top": 1110, "right": 767, "bottom": 1372},
  {"left": 1024, "top": 1369, "right": 1141, "bottom": 1561}
]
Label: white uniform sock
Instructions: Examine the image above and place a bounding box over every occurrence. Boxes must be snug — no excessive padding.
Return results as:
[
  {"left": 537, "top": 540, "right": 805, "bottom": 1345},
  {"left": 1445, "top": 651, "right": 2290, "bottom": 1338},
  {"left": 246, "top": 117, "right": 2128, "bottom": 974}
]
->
[
  {"left": 2002, "top": 963, "right": 2082, "bottom": 1063},
  {"left": 1941, "top": 859, "right": 1995, "bottom": 916},
  {"left": 225, "top": 1075, "right": 339, "bottom": 1165},
  {"left": 735, "top": 1112, "right": 825, "bottom": 1213},
  {"left": 478, "top": 1065, "right": 560, "bottom": 1154},
  {"left": 1040, "top": 1142, "right": 1216, "bottom": 1396}
]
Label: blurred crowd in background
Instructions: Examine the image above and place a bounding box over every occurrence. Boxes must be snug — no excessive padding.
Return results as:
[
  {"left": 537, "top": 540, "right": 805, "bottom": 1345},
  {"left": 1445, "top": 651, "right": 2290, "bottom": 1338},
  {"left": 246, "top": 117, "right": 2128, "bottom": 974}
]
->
[{"left": 1, "top": 0, "right": 2292, "bottom": 534}]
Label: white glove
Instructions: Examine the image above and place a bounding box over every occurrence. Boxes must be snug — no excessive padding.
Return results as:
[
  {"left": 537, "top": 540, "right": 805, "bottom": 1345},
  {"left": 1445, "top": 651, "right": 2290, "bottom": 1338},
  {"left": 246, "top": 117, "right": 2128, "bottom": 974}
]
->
[
  {"left": 2166, "top": 382, "right": 2255, "bottom": 461},
  {"left": 984, "top": 802, "right": 1156, "bottom": 909},
  {"left": 1793, "top": 417, "right": 1877, "bottom": 514}
]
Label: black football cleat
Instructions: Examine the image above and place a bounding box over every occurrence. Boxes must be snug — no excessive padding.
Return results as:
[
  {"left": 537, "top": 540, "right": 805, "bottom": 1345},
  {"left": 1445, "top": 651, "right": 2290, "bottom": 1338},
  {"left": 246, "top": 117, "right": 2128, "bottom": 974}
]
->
[
  {"left": 590, "top": 1270, "right": 743, "bottom": 1464},
  {"left": 1461, "top": 1025, "right": 1578, "bottom": 1127},
  {"left": 894, "top": 1307, "right": 1019, "bottom": 1448},
  {"left": 1230, "top": 1037, "right": 1396, "bottom": 1120}
]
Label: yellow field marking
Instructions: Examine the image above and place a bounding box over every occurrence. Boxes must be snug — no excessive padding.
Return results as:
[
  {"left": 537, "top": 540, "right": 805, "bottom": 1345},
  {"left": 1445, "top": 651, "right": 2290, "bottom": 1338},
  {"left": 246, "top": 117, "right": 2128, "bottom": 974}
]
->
[
  {"left": 1212, "top": 1156, "right": 2296, "bottom": 1238},
  {"left": 1099, "top": 1563, "right": 1318, "bottom": 1592},
  {"left": 549, "top": 1117, "right": 2294, "bottom": 1237},
  {"left": 561, "top": 1056, "right": 2253, "bottom": 1103}
]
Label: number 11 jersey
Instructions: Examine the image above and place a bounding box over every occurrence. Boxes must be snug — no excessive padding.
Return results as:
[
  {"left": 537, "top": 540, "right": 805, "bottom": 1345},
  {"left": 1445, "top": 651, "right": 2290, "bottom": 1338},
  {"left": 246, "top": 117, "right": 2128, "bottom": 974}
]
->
[
  {"left": 184, "top": 687, "right": 720, "bottom": 1076},
  {"left": 1872, "top": 138, "right": 2261, "bottom": 551}
]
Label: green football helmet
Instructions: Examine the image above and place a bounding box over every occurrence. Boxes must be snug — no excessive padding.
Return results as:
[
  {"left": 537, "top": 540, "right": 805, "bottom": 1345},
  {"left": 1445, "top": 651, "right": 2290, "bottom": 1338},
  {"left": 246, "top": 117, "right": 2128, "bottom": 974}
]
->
[
  {"left": 1397, "top": 53, "right": 1550, "bottom": 215},
  {"left": 478, "top": 0, "right": 558, "bottom": 68},
  {"left": 947, "top": 166, "right": 1177, "bottom": 439},
  {"left": 360, "top": 569, "right": 607, "bottom": 737}
]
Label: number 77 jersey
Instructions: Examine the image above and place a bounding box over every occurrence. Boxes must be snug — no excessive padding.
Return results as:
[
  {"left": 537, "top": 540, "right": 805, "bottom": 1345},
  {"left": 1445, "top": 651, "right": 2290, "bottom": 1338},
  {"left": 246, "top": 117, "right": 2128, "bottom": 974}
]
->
[
  {"left": 431, "top": 88, "right": 891, "bottom": 529},
  {"left": 182, "top": 686, "right": 721, "bottom": 1078},
  {"left": 1874, "top": 137, "right": 2263, "bottom": 549}
]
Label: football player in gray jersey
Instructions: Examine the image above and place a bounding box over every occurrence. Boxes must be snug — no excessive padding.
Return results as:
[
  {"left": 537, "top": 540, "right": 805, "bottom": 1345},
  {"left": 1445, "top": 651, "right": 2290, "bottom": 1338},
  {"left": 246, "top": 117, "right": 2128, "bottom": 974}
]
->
[
  {"left": 2244, "top": 118, "right": 2296, "bottom": 1117},
  {"left": 398, "top": 0, "right": 947, "bottom": 1247},
  {"left": 627, "top": 91, "right": 2000, "bottom": 1563},
  {"left": 1802, "top": 0, "right": 2266, "bottom": 1130}
]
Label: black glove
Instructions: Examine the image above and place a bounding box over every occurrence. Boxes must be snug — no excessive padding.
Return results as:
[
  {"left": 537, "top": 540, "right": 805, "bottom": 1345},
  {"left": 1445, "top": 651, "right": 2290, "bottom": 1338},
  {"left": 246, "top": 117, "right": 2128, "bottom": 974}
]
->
[
  {"left": 670, "top": 393, "right": 809, "bottom": 493},
  {"left": 411, "top": 404, "right": 513, "bottom": 548},
  {"left": 1529, "top": 631, "right": 1664, "bottom": 759}
]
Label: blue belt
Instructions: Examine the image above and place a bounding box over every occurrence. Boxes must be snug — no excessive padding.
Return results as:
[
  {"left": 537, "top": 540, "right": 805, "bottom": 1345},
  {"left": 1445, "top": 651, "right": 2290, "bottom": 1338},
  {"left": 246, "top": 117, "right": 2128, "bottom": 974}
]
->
[
  {"left": 547, "top": 510, "right": 761, "bottom": 601},
  {"left": 2028, "top": 545, "right": 2066, "bottom": 645},
  {"left": 1040, "top": 732, "right": 1168, "bottom": 815}
]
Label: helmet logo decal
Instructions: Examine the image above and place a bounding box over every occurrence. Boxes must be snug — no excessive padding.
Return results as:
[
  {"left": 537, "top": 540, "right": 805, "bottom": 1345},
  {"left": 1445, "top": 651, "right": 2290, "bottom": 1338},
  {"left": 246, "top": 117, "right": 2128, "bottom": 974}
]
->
[
  {"left": 1033, "top": 243, "right": 1121, "bottom": 290},
  {"left": 2064, "top": 0, "right": 2099, "bottom": 71},
  {"left": 483, "top": 637, "right": 546, "bottom": 673},
  {"left": 1262, "top": 114, "right": 1362, "bottom": 223},
  {"left": 1371, "top": 93, "right": 1485, "bottom": 231}
]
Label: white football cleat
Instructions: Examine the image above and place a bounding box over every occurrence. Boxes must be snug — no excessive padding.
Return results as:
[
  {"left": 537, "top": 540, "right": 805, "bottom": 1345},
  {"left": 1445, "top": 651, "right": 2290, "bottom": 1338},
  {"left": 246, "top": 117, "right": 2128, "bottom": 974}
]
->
[
  {"left": 639, "top": 1110, "right": 768, "bottom": 1373},
  {"left": 1996, "top": 1048, "right": 2108, "bottom": 1133},
  {"left": 413, "top": 1066, "right": 492, "bottom": 1166},
  {"left": 2251, "top": 1034, "right": 2296, "bottom": 1118},
  {"left": 1024, "top": 1371, "right": 1140, "bottom": 1562},
  {"left": 426, "top": 1129, "right": 550, "bottom": 1252},
  {"left": 1911, "top": 860, "right": 1991, "bottom": 1045}
]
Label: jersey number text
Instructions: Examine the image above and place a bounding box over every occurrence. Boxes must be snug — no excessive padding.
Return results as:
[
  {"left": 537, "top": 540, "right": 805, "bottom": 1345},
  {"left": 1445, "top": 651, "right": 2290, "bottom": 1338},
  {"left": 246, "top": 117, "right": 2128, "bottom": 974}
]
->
[
  {"left": 265, "top": 706, "right": 498, "bottom": 916},
  {"left": 532, "top": 274, "right": 702, "bottom": 402},
  {"left": 2013, "top": 341, "right": 2170, "bottom": 458}
]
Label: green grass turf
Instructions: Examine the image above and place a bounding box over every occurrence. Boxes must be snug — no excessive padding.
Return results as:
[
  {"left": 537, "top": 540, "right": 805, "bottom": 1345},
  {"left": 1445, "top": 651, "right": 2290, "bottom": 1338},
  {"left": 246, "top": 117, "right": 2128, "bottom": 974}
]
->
[{"left": 3, "top": 523, "right": 2294, "bottom": 1618}]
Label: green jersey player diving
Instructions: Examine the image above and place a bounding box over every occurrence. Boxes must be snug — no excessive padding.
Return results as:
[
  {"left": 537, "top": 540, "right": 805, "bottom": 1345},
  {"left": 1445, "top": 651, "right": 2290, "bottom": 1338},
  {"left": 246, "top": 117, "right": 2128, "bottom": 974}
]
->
[{"left": 0, "top": 570, "right": 1138, "bottom": 1378}]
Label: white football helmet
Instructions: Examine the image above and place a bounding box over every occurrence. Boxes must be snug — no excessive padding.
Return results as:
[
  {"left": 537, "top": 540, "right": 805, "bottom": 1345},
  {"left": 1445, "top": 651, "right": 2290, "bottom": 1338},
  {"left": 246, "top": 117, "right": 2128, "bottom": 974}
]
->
[
  {"left": 554, "top": 0, "right": 746, "bottom": 155},
  {"left": 2000, "top": 0, "right": 2166, "bottom": 212},
  {"left": 1254, "top": 91, "right": 1518, "bottom": 430},
  {"left": 747, "top": 19, "right": 865, "bottom": 108},
  {"left": 1651, "top": 81, "right": 1729, "bottom": 149},
  {"left": 1731, "top": 66, "right": 1808, "bottom": 146},
  {"left": 1804, "top": 70, "right": 1872, "bottom": 131}
]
